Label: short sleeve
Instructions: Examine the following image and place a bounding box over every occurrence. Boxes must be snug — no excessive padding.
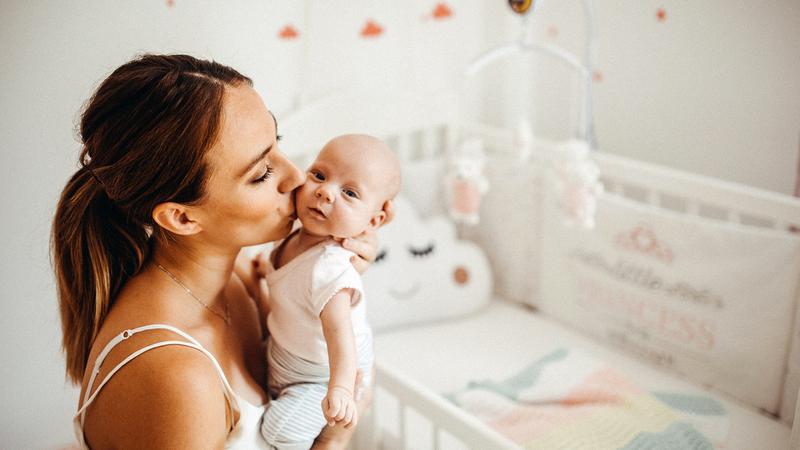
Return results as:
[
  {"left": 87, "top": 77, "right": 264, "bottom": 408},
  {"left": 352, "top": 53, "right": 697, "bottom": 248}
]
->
[{"left": 310, "top": 245, "right": 364, "bottom": 316}]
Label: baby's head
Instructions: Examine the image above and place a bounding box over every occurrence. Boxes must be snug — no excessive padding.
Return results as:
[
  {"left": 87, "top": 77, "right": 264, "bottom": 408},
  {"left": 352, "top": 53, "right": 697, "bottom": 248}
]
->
[{"left": 296, "top": 134, "right": 400, "bottom": 239}]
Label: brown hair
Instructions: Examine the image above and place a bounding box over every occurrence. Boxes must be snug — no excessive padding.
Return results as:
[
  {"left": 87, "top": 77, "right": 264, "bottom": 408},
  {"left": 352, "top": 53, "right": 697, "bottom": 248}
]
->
[{"left": 52, "top": 54, "right": 252, "bottom": 384}]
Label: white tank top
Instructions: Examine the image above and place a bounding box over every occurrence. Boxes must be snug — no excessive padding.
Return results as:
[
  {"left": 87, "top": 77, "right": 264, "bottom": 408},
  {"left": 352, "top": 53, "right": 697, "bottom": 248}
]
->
[{"left": 73, "top": 324, "right": 268, "bottom": 449}]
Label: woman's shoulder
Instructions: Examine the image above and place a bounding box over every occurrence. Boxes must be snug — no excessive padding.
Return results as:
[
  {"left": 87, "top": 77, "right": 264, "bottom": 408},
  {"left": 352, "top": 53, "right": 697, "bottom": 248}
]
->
[{"left": 81, "top": 330, "right": 230, "bottom": 448}]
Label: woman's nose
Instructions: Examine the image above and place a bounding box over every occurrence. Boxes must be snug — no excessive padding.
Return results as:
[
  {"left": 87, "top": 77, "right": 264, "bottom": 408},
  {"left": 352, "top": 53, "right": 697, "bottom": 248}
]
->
[
  {"left": 315, "top": 185, "right": 335, "bottom": 203},
  {"left": 276, "top": 152, "right": 305, "bottom": 194}
]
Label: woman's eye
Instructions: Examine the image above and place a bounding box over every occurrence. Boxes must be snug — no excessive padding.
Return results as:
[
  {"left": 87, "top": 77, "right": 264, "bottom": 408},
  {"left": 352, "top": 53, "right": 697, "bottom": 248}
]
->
[
  {"left": 253, "top": 165, "right": 274, "bottom": 183},
  {"left": 343, "top": 189, "right": 358, "bottom": 199},
  {"left": 408, "top": 243, "right": 435, "bottom": 258}
]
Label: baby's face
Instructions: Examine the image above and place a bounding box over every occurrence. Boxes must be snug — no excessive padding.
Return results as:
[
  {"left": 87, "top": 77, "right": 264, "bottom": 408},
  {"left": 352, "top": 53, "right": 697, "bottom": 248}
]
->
[{"left": 296, "top": 135, "right": 397, "bottom": 239}]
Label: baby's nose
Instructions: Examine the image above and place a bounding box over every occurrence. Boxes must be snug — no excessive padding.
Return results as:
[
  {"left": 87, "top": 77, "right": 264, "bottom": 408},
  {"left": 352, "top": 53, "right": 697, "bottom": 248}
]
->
[{"left": 316, "top": 186, "right": 334, "bottom": 202}]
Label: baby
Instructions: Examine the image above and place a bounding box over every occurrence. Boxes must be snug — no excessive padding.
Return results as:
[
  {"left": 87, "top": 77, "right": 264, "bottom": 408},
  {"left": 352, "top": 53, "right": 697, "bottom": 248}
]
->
[{"left": 260, "top": 134, "right": 400, "bottom": 450}]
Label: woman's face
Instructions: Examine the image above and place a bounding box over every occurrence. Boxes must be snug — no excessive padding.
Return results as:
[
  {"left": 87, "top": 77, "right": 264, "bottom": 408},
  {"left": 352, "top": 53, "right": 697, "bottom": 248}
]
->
[{"left": 196, "top": 84, "right": 305, "bottom": 248}]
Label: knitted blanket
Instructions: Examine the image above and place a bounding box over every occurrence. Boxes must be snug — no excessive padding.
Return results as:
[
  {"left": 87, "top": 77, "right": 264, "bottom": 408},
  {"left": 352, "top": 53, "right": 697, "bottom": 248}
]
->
[{"left": 446, "top": 348, "right": 729, "bottom": 449}]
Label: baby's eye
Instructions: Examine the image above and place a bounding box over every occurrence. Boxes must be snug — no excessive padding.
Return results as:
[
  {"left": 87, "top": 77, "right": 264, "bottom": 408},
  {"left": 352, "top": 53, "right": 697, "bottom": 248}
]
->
[
  {"left": 343, "top": 188, "right": 359, "bottom": 199},
  {"left": 311, "top": 170, "right": 325, "bottom": 181}
]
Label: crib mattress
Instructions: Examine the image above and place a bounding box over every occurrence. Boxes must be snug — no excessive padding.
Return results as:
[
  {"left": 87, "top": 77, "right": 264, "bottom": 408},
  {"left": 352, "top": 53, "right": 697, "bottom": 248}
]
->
[{"left": 373, "top": 298, "right": 790, "bottom": 450}]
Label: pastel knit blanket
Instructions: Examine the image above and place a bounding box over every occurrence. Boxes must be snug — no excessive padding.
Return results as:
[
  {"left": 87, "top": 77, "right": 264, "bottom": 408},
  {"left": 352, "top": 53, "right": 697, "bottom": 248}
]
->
[{"left": 446, "top": 348, "right": 728, "bottom": 449}]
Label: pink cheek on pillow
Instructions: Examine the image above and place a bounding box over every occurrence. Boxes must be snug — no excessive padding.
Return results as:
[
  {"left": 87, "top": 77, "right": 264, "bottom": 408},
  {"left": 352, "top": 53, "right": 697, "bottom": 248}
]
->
[{"left": 453, "top": 266, "right": 469, "bottom": 285}]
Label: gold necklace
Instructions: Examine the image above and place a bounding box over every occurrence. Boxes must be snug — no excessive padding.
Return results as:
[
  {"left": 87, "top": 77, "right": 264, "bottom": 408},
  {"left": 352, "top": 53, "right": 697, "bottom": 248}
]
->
[{"left": 156, "top": 262, "right": 231, "bottom": 325}]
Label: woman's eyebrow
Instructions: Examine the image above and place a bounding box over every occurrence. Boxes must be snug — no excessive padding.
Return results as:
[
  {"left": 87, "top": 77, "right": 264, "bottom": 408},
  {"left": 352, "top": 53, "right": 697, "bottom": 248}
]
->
[{"left": 239, "top": 111, "right": 279, "bottom": 178}]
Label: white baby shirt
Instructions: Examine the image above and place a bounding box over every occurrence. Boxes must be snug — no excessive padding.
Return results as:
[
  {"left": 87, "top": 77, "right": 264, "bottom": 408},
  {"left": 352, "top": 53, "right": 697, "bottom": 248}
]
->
[{"left": 265, "top": 241, "right": 371, "bottom": 365}]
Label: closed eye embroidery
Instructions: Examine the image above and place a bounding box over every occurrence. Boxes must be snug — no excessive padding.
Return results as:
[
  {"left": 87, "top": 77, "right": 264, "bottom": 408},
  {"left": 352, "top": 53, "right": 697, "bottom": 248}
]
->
[{"left": 408, "top": 243, "right": 435, "bottom": 257}]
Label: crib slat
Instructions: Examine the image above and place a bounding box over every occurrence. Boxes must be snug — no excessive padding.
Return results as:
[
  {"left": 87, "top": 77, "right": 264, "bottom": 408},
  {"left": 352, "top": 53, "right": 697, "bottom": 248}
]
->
[
  {"left": 444, "top": 124, "right": 458, "bottom": 155},
  {"left": 396, "top": 134, "right": 412, "bottom": 162},
  {"left": 398, "top": 403, "right": 407, "bottom": 449},
  {"left": 373, "top": 362, "right": 519, "bottom": 449},
  {"left": 604, "top": 179, "right": 618, "bottom": 194},
  {"left": 646, "top": 190, "right": 659, "bottom": 207},
  {"left": 422, "top": 128, "right": 438, "bottom": 159}
]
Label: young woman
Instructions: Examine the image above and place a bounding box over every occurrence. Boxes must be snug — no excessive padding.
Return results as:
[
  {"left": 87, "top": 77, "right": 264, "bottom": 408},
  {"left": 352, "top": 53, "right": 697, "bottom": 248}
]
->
[{"left": 52, "top": 54, "right": 386, "bottom": 449}]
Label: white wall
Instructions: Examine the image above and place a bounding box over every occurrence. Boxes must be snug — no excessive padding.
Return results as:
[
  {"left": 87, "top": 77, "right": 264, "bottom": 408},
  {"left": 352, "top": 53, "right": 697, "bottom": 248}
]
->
[
  {"left": 2, "top": 0, "right": 798, "bottom": 448},
  {"left": 0, "top": 1, "right": 484, "bottom": 447}
]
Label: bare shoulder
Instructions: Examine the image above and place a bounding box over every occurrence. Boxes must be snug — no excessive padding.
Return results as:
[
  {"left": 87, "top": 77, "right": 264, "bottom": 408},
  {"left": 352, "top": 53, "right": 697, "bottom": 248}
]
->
[{"left": 83, "top": 342, "right": 229, "bottom": 449}]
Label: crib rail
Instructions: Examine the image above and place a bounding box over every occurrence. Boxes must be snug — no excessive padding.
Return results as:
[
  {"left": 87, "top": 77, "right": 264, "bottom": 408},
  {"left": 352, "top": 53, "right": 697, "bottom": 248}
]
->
[
  {"left": 467, "top": 121, "right": 800, "bottom": 232},
  {"left": 353, "top": 361, "right": 519, "bottom": 450},
  {"left": 595, "top": 151, "right": 800, "bottom": 232}
]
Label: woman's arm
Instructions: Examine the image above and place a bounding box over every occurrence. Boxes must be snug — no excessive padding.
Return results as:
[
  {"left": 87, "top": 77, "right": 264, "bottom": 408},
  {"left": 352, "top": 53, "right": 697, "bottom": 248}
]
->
[{"left": 319, "top": 289, "right": 358, "bottom": 428}]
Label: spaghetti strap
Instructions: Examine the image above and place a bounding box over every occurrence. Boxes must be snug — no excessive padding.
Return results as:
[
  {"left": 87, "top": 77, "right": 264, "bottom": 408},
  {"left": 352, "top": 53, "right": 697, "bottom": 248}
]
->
[{"left": 73, "top": 324, "right": 239, "bottom": 449}]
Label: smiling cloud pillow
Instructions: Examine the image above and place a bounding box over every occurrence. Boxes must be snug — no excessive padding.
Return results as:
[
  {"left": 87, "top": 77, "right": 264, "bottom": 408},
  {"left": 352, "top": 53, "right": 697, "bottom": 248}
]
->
[{"left": 363, "top": 195, "right": 493, "bottom": 331}]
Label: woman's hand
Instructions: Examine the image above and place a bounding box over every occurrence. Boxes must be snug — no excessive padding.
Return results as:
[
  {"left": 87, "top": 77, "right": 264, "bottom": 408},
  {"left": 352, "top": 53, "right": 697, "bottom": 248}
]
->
[{"left": 341, "top": 200, "right": 394, "bottom": 274}]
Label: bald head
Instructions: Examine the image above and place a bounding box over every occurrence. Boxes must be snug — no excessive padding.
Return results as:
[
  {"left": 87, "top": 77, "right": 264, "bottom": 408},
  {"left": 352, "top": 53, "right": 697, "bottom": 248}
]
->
[{"left": 319, "top": 134, "right": 401, "bottom": 203}]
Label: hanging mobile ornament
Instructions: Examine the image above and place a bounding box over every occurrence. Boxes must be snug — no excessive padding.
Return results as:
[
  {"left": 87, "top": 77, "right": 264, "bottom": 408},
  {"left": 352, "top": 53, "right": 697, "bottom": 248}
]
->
[
  {"left": 445, "top": 138, "right": 489, "bottom": 225},
  {"left": 508, "top": 0, "right": 534, "bottom": 14},
  {"left": 548, "top": 139, "right": 603, "bottom": 229}
]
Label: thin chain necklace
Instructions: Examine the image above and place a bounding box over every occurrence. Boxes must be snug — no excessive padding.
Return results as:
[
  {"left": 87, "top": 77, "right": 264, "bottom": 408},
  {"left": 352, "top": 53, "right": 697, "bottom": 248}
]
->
[{"left": 155, "top": 262, "right": 231, "bottom": 325}]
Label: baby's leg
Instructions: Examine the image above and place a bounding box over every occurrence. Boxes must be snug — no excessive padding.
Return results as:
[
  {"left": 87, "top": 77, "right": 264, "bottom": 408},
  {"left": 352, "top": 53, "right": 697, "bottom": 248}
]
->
[{"left": 261, "top": 382, "right": 329, "bottom": 450}]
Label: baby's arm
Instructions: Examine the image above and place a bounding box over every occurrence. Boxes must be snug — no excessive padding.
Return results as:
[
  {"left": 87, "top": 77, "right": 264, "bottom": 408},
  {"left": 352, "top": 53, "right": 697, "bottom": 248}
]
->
[{"left": 319, "top": 289, "right": 358, "bottom": 428}]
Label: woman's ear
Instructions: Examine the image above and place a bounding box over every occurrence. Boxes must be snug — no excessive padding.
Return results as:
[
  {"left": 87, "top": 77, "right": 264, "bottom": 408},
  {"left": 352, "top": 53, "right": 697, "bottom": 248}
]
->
[{"left": 152, "top": 202, "right": 203, "bottom": 236}]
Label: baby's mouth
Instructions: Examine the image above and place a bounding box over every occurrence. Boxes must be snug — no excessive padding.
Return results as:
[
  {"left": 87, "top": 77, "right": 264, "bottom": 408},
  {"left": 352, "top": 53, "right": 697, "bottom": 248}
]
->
[
  {"left": 309, "top": 206, "right": 327, "bottom": 220},
  {"left": 389, "top": 283, "right": 421, "bottom": 300}
]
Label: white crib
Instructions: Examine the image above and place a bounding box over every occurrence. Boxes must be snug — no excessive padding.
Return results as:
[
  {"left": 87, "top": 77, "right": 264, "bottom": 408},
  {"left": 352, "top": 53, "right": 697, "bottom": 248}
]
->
[{"left": 278, "top": 87, "right": 800, "bottom": 450}]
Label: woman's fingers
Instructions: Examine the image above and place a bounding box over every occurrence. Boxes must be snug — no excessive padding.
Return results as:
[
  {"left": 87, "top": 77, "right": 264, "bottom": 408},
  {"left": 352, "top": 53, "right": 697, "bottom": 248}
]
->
[
  {"left": 342, "top": 231, "right": 378, "bottom": 261},
  {"left": 343, "top": 232, "right": 379, "bottom": 274}
]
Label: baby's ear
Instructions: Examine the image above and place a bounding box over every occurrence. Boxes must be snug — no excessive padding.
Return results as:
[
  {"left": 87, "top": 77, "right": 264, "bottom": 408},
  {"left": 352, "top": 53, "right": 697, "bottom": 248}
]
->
[{"left": 368, "top": 209, "right": 388, "bottom": 230}]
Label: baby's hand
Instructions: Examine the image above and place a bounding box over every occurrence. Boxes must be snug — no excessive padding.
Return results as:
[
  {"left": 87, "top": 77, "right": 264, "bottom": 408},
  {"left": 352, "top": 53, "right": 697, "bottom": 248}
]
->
[
  {"left": 252, "top": 251, "right": 273, "bottom": 279},
  {"left": 322, "top": 386, "right": 358, "bottom": 428}
]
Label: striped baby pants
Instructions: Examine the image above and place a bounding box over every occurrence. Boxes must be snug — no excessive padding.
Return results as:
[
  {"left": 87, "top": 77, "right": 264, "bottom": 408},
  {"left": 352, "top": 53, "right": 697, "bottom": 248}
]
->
[{"left": 260, "top": 337, "right": 373, "bottom": 450}]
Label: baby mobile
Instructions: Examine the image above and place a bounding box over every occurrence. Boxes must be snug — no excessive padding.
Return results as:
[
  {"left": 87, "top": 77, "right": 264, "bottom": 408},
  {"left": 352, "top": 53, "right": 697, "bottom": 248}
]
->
[{"left": 447, "top": 0, "right": 603, "bottom": 228}]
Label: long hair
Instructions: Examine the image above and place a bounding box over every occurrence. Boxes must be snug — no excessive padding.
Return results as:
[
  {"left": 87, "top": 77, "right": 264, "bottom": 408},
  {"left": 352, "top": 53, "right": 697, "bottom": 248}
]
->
[{"left": 51, "top": 54, "right": 252, "bottom": 384}]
